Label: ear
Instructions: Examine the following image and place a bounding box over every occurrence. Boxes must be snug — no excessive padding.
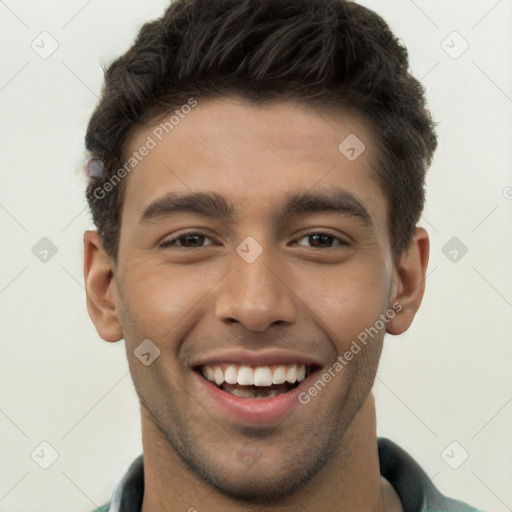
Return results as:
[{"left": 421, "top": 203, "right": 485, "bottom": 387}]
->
[
  {"left": 83, "top": 230, "right": 123, "bottom": 342},
  {"left": 386, "top": 227, "right": 430, "bottom": 335}
]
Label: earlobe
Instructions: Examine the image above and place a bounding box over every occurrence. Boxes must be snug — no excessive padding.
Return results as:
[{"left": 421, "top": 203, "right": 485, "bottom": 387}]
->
[
  {"left": 386, "top": 227, "right": 430, "bottom": 336},
  {"left": 83, "top": 230, "right": 124, "bottom": 342}
]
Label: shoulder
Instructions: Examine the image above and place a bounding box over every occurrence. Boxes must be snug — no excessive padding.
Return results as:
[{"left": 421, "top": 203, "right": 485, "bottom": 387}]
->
[{"left": 378, "top": 438, "right": 484, "bottom": 512}]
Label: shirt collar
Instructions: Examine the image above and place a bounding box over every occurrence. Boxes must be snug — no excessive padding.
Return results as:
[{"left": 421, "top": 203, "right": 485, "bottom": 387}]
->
[{"left": 107, "top": 454, "right": 144, "bottom": 512}]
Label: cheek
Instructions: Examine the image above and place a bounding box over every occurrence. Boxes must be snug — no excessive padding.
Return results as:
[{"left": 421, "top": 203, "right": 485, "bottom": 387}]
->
[
  {"left": 118, "top": 263, "right": 220, "bottom": 340},
  {"left": 295, "top": 261, "right": 390, "bottom": 346}
]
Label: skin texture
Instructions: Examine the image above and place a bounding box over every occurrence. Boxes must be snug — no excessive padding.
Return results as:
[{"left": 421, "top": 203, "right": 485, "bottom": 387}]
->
[{"left": 84, "top": 98, "right": 429, "bottom": 512}]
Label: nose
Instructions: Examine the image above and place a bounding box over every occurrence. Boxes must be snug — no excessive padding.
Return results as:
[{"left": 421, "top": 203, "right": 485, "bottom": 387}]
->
[{"left": 214, "top": 245, "right": 299, "bottom": 332}]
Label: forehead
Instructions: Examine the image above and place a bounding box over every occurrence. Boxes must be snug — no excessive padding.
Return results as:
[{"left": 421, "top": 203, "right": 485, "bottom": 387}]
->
[{"left": 121, "top": 97, "right": 386, "bottom": 229}]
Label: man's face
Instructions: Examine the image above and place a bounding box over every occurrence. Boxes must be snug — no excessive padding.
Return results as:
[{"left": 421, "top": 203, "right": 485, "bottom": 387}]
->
[{"left": 112, "top": 98, "right": 397, "bottom": 502}]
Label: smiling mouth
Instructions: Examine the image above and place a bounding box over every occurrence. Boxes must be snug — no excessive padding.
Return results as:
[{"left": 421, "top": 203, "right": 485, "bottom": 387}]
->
[{"left": 195, "top": 363, "right": 318, "bottom": 399}]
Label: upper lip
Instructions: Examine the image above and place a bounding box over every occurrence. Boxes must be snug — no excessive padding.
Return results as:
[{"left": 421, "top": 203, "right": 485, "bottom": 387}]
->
[{"left": 192, "top": 349, "right": 323, "bottom": 369}]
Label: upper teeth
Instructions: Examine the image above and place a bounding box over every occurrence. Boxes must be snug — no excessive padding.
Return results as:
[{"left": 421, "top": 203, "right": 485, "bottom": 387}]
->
[{"left": 201, "top": 364, "right": 307, "bottom": 387}]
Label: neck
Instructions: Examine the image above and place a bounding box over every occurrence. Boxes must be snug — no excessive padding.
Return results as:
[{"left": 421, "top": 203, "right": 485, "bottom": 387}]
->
[{"left": 141, "top": 394, "right": 399, "bottom": 512}]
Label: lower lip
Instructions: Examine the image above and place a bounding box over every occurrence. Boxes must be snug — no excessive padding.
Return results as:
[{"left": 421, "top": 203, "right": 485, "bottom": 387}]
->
[{"left": 195, "top": 371, "right": 315, "bottom": 425}]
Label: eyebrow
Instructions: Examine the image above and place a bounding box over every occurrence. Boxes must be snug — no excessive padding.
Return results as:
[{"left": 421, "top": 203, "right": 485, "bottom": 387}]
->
[{"left": 139, "top": 188, "right": 373, "bottom": 228}]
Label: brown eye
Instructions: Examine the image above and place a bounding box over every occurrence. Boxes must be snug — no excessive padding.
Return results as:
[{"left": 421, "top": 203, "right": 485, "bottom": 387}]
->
[
  {"left": 160, "top": 233, "right": 215, "bottom": 248},
  {"left": 293, "top": 232, "right": 349, "bottom": 249}
]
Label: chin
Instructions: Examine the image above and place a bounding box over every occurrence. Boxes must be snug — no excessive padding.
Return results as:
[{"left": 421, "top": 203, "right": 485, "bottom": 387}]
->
[{"left": 205, "top": 467, "right": 314, "bottom": 506}]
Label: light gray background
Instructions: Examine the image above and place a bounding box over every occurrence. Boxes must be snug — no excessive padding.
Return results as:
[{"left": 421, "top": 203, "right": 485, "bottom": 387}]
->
[{"left": 0, "top": 1, "right": 511, "bottom": 511}]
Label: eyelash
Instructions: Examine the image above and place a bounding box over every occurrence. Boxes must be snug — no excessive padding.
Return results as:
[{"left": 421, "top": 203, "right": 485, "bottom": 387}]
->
[{"left": 159, "top": 231, "right": 350, "bottom": 250}]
